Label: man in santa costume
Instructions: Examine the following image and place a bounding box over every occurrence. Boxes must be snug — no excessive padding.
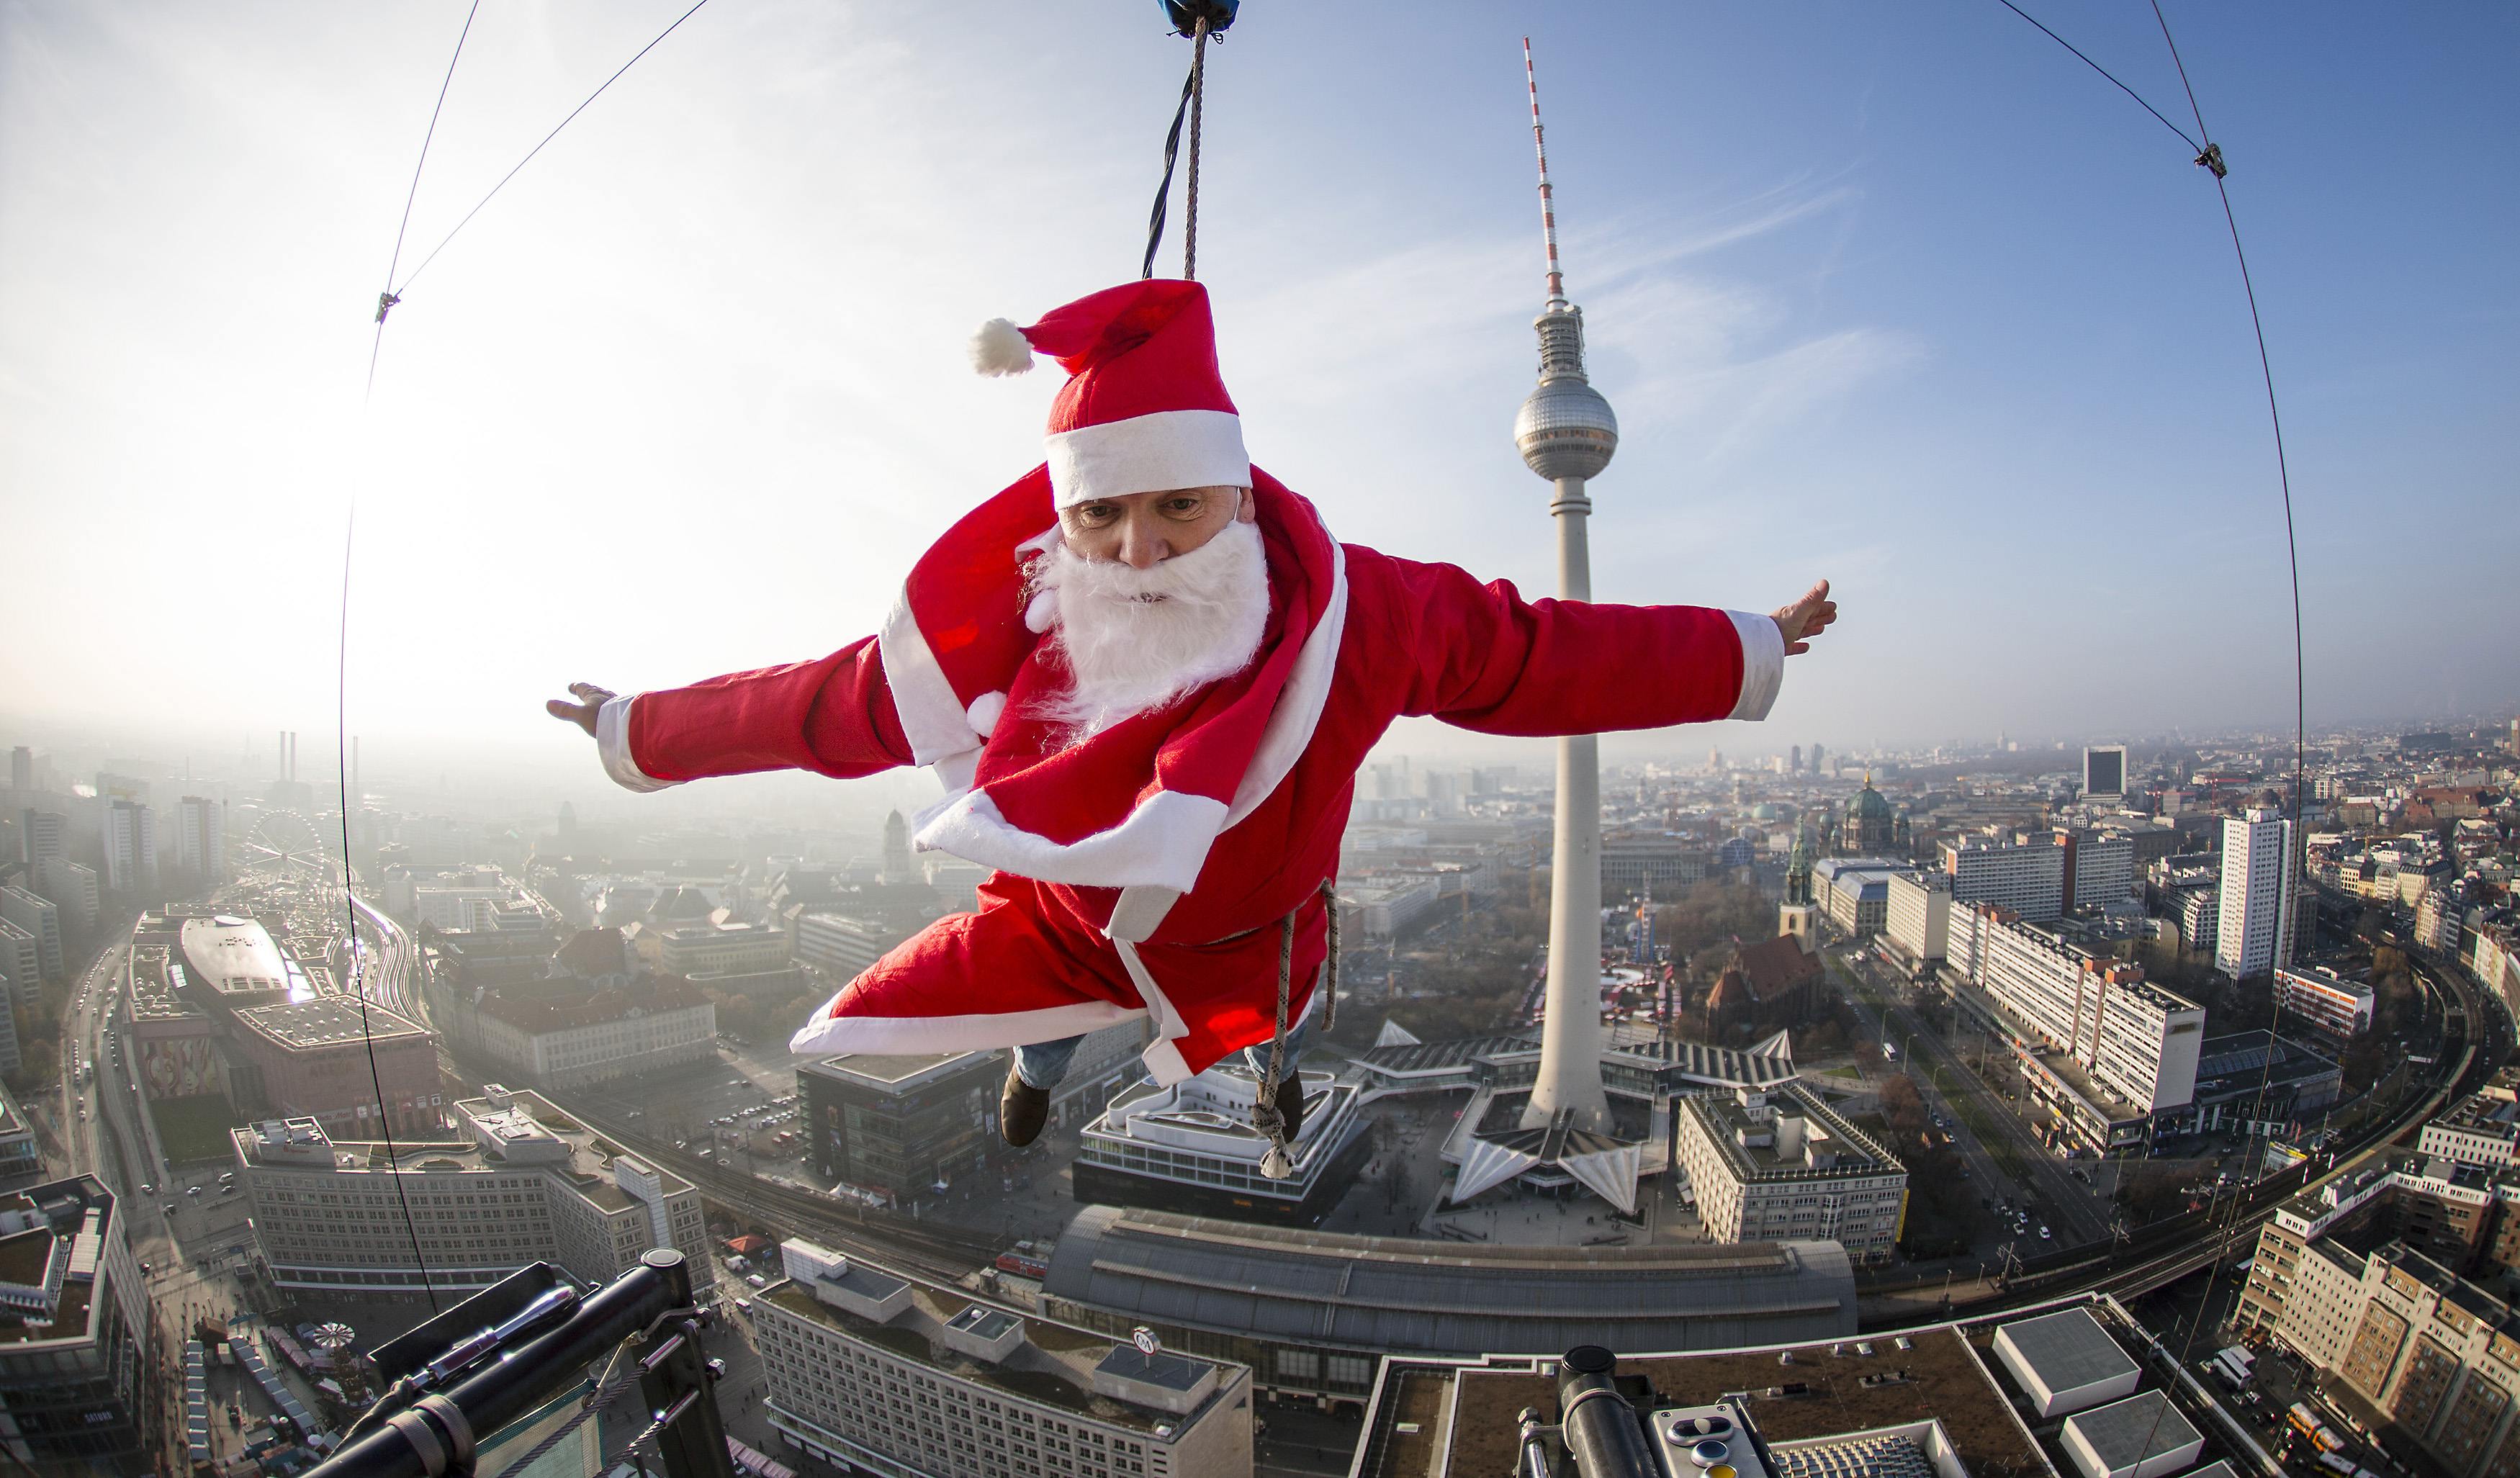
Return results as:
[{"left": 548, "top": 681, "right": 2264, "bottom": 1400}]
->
[{"left": 549, "top": 278, "right": 1836, "bottom": 1155}]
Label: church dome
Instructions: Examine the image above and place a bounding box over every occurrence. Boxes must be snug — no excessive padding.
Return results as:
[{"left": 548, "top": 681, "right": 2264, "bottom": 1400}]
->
[{"left": 1848, "top": 781, "right": 1894, "bottom": 823}]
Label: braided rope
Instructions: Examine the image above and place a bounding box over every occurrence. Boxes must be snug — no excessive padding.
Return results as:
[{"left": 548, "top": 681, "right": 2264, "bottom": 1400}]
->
[{"left": 1184, "top": 17, "right": 1210, "bottom": 279}]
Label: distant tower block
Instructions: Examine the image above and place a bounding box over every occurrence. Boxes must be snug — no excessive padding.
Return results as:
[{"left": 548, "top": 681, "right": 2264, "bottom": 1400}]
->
[{"left": 1516, "top": 37, "right": 1619, "bottom": 1137}]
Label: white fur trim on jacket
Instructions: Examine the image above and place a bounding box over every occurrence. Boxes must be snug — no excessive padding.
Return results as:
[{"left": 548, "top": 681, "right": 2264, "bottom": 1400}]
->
[
  {"left": 915, "top": 788, "right": 1230, "bottom": 893},
  {"left": 788, "top": 997, "right": 1141, "bottom": 1059},
  {"left": 1044, "top": 409, "right": 1249, "bottom": 510},
  {"left": 1224, "top": 541, "right": 1346, "bottom": 829},
  {"left": 596, "top": 695, "right": 676, "bottom": 793},
  {"left": 1724, "top": 610, "right": 1786, "bottom": 722},
  {"left": 879, "top": 587, "right": 984, "bottom": 767}
]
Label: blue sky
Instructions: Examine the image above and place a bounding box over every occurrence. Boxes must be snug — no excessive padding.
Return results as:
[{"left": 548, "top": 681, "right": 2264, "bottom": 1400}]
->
[{"left": 1, "top": 1, "right": 2511, "bottom": 778}]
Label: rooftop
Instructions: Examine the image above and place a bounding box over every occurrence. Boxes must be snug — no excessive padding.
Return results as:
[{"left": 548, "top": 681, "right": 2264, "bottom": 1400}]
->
[
  {"left": 0, "top": 1180, "right": 114, "bottom": 1350},
  {"left": 2062, "top": 1391, "right": 2200, "bottom": 1468},
  {"left": 233, "top": 995, "right": 430, "bottom": 1051},
  {"left": 177, "top": 914, "right": 300, "bottom": 999},
  {"left": 231, "top": 1089, "right": 689, "bottom": 1214},
  {"left": 1992, "top": 1308, "right": 2138, "bottom": 1392},
  {"left": 1043, "top": 1204, "right": 1855, "bottom": 1356},
  {"left": 801, "top": 1052, "right": 996, "bottom": 1093},
  {"left": 1683, "top": 1086, "right": 1904, "bottom": 1184},
  {"left": 760, "top": 1267, "right": 1235, "bottom": 1435},
  {"left": 1397, "top": 1325, "right": 2043, "bottom": 1478}
]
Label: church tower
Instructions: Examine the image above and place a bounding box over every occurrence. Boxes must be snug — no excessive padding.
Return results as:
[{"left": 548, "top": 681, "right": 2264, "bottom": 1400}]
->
[{"left": 1778, "top": 832, "right": 1819, "bottom": 953}]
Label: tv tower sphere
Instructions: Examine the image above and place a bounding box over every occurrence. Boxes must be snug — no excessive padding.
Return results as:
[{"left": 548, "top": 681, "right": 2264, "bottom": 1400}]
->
[{"left": 1513, "top": 307, "right": 1619, "bottom": 482}]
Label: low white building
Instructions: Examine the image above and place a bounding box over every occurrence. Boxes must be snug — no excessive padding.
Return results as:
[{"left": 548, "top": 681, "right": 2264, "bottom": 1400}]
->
[
  {"left": 231, "top": 1090, "right": 712, "bottom": 1297},
  {"left": 2273, "top": 965, "right": 2375, "bottom": 1044},
  {"left": 758, "top": 1237, "right": 1254, "bottom": 1478},
  {"left": 1675, "top": 1086, "right": 1909, "bottom": 1266}
]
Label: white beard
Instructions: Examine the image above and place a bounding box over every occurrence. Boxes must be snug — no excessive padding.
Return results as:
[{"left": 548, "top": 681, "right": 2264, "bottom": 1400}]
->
[{"left": 1032, "top": 517, "right": 1269, "bottom": 740}]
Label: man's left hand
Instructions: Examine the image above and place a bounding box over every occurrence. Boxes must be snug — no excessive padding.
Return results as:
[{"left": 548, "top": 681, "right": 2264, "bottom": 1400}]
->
[{"left": 1773, "top": 579, "right": 1838, "bottom": 656}]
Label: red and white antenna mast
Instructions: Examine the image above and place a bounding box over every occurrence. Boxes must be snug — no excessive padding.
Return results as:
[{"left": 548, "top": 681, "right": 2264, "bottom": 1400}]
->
[{"left": 1524, "top": 36, "right": 1567, "bottom": 307}]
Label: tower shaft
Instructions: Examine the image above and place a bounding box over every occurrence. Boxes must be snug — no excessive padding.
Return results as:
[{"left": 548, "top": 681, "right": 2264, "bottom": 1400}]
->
[{"left": 1526, "top": 475, "right": 1609, "bottom": 1131}]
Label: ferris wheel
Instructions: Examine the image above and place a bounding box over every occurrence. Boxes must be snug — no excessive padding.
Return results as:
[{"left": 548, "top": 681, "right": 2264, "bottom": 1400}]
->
[{"left": 237, "top": 809, "right": 332, "bottom": 877}]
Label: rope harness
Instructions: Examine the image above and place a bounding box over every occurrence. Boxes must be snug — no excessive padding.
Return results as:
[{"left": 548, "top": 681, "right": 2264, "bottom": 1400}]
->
[
  {"left": 1140, "top": 14, "right": 1215, "bottom": 280},
  {"left": 1251, "top": 878, "right": 1338, "bottom": 1180}
]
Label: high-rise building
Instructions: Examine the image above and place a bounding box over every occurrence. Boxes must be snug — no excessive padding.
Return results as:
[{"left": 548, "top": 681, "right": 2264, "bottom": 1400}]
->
[
  {"left": 17, "top": 809, "right": 63, "bottom": 867},
  {"left": 98, "top": 800, "right": 154, "bottom": 895},
  {"left": 1941, "top": 835, "right": 2066, "bottom": 922},
  {"left": 1883, "top": 870, "right": 1952, "bottom": 970},
  {"left": 798, "top": 1053, "right": 1002, "bottom": 1199},
  {"left": 0, "top": 889, "right": 60, "bottom": 984},
  {"left": 2082, "top": 745, "right": 2128, "bottom": 801},
  {"left": 1809, "top": 742, "right": 1826, "bottom": 775},
  {"left": 5, "top": 748, "right": 27, "bottom": 797},
  {"left": 2056, "top": 828, "right": 2136, "bottom": 911},
  {"left": 34, "top": 858, "right": 97, "bottom": 932},
  {"left": 176, "top": 795, "right": 224, "bottom": 884},
  {"left": 2216, "top": 806, "right": 2297, "bottom": 980},
  {"left": 1789, "top": 744, "right": 1803, "bottom": 774},
  {"left": 0, "top": 1179, "right": 151, "bottom": 1469}
]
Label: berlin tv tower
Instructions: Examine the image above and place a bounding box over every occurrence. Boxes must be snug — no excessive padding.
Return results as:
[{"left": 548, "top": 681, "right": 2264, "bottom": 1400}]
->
[{"left": 1514, "top": 39, "right": 1619, "bottom": 1135}]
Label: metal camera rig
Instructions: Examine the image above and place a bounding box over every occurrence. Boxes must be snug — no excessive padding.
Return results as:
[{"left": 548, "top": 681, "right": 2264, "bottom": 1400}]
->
[
  {"left": 1516, "top": 1346, "right": 1784, "bottom": 1478},
  {"left": 306, "top": 1249, "right": 732, "bottom": 1478}
]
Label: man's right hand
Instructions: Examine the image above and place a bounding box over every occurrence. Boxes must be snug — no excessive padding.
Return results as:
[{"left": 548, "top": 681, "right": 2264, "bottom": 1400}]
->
[{"left": 545, "top": 682, "right": 616, "bottom": 739}]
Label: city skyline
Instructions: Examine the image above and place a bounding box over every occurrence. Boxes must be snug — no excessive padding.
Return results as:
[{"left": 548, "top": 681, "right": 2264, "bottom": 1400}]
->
[{"left": 2, "top": 3, "right": 2513, "bottom": 757}]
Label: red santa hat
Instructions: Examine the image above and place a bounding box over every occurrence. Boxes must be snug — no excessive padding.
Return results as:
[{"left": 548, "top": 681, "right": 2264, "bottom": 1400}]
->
[{"left": 968, "top": 279, "right": 1251, "bottom": 510}]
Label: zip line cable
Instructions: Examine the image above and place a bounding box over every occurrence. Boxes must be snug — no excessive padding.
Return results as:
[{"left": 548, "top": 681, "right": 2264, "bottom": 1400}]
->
[
  {"left": 2131, "top": 2, "right": 2313, "bottom": 1456},
  {"left": 1989, "top": 0, "right": 2200, "bottom": 154},
  {"left": 345, "top": 0, "right": 486, "bottom": 1315},
  {"left": 1993, "top": 0, "right": 2313, "bottom": 1453},
  {"left": 365, "top": 0, "right": 483, "bottom": 400},
  {"left": 342, "top": 0, "right": 717, "bottom": 1315},
  {"left": 387, "top": 0, "right": 714, "bottom": 302},
  {"left": 345, "top": 0, "right": 711, "bottom": 1319}
]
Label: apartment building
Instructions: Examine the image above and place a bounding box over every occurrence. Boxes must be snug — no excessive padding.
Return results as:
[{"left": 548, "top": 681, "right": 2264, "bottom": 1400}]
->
[
  {"left": 757, "top": 1237, "right": 1253, "bottom": 1478},
  {"left": 177, "top": 795, "right": 225, "bottom": 884},
  {"left": 2058, "top": 829, "right": 2136, "bottom": 911},
  {"left": 34, "top": 858, "right": 97, "bottom": 932},
  {"left": 230, "top": 1088, "right": 711, "bottom": 1297},
  {"left": 0, "top": 889, "right": 59, "bottom": 984},
  {"left": 2275, "top": 965, "right": 2377, "bottom": 1045},
  {"left": 2240, "top": 1238, "right": 2520, "bottom": 1478},
  {"left": 1954, "top": 905, "right": 2202, "bottom": 1153},
  {"left": 1942, "top": 836, "right": 2066, "bottom": 923},
  {"left": 1675, "top": 1086, "right": 1909, "bottom": 1266},
  {"left": 2218, "top": 806, "right": 2298, "bottom": 980}
]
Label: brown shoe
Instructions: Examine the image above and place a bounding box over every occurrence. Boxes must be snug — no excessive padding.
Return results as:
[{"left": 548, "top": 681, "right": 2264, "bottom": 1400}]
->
[{"left": 1001, "top": 1058, "right": 1050, "bottom": 1148}]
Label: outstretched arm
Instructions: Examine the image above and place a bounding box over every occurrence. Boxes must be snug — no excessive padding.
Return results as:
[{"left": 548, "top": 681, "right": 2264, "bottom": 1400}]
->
[
  {"left": 1369, "top": 551, "right": 1837, "bottom": 736},
  {"left": 543, "top": 636, "right": 914, "bottom": 793}
]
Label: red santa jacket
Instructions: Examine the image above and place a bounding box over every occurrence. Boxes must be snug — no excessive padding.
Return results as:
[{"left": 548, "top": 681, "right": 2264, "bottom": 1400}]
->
[{"left": 595, "top": 520, "right": 1783, "bottom": 1081}]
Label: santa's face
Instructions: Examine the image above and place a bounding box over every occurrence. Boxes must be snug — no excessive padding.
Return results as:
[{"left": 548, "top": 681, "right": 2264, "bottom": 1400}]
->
[
  {"left": 1034, "top": 486, "right": 1268, "bottom": 739},
  {"left": 1056, "top": 485, "right": 1251, "bottom": 567}
]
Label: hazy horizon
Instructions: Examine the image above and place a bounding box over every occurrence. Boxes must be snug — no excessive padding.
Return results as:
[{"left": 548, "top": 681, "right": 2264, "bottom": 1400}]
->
[{"left": 5, "top": 3, "right": 2513, "bottom": 778}]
